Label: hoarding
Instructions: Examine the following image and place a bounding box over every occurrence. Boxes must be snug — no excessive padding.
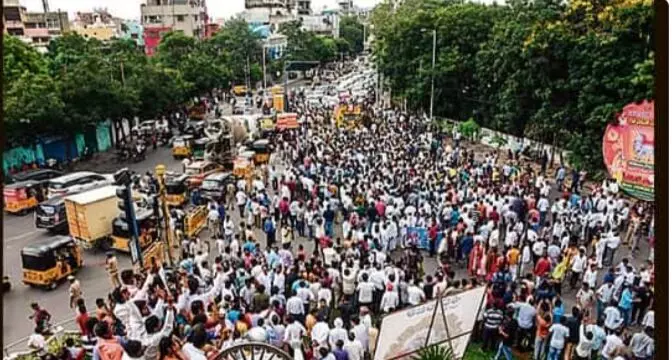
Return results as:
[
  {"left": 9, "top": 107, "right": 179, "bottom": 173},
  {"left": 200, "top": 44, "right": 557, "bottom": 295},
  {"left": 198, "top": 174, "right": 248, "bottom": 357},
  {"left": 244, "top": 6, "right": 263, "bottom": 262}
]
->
[
  {"left": 374, "top": 286, "right": 487, "bottom": 360},
  {"left": 276, "top": 113, "right": 299, "bottom": 130},
  {"left": 602, "top": 100, "right": 654, "bottom": 201}
]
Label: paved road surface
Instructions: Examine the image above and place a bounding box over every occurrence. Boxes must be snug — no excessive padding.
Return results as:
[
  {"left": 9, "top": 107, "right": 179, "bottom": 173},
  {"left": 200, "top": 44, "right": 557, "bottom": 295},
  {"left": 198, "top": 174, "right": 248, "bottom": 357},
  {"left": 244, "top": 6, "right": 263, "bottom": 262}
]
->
[{"left": 2, "top": 80, "right": 314, "bottom": 348}]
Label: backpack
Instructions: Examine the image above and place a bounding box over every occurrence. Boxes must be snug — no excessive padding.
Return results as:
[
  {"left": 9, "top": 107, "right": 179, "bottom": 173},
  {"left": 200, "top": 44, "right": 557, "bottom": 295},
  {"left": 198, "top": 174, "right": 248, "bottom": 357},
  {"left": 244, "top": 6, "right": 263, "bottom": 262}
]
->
[{"left": 96, "top": 339, "right": 124, "bottom": 360}]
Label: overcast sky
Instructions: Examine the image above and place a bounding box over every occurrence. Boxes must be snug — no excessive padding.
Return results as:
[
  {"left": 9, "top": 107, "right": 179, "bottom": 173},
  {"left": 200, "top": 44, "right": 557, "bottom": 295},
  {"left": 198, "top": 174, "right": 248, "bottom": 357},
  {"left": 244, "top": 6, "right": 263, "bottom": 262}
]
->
[{"left": 20, "top": 0, "right": 383, "bottom": 21}]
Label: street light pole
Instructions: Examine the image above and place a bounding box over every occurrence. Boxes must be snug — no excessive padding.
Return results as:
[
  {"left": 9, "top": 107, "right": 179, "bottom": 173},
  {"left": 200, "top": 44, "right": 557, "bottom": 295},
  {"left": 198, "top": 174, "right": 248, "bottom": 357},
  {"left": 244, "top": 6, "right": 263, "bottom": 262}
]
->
[
  {"left": 429, "top": 29, "right": 436, "bottom": 123},
  {"left": 262, "top": 45, "right": 267, "bottom": 91}
]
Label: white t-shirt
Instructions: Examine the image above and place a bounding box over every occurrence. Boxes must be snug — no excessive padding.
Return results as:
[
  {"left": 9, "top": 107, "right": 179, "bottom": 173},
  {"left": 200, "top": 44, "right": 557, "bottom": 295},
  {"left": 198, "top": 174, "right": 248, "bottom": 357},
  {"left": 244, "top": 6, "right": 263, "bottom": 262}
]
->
[
  {"left": 548, "top": 323, "right": 569, "bottom": 350},
  {"left": 601, "top": 334, "right": 624, "bottom": 359},
  {"left": 357, "top": 282, "right": 375, "bottom": 303}
]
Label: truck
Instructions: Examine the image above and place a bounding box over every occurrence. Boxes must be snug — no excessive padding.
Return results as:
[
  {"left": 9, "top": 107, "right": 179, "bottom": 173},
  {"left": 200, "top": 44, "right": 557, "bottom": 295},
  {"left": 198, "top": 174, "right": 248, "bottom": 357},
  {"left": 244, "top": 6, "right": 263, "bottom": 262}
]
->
[{"left": 64, "top": 185, "right": 118, "bottom": 249}]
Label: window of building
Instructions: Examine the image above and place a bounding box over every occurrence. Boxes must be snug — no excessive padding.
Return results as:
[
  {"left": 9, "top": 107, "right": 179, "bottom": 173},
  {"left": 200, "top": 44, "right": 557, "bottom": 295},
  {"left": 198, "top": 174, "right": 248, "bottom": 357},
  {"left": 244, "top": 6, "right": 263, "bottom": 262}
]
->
[
  {"left": 25, "top": 22, "right": 37, "bottom": 29},
  {"left": 7, "top": 28, "right": 25, "bottom": 36},
  {"left": 177, "top": 15, "right": 185, "bottom": 22},
  {"left": 194, "top": 15, "right": 198, "bottom": 22},
  {"left": 131, "top": 33, "right": 138, "bottom": 39},
  {"left": 4, "top": 7, "right": 21, "bottom": 21}
]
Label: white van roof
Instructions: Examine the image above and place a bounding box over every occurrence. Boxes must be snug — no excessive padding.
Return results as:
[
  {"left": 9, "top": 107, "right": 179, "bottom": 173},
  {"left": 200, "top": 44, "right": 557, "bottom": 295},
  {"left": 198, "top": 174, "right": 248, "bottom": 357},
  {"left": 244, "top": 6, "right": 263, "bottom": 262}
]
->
[{"left": 65, "top": 185, "right": 117, "bottom": 205}]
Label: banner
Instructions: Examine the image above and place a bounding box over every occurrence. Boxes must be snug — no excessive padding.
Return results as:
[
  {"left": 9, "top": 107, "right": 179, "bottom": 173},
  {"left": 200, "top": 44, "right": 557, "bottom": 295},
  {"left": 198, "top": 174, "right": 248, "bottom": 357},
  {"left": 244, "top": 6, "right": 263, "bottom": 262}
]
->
[
  {"left": 408, "top": 227, "right": 444, "bottom": 251},
  {"left": 276, "top": 113, "right": 299, "bottom": 130},
  {"left": 374, "top": 286, "right": 487, "bottom": 360},
  {"left": 273, "top": 94, "right": 284, "bottom": 112},
  {"left": 602, "top": 100, "right": 654, "bottom": 201}
]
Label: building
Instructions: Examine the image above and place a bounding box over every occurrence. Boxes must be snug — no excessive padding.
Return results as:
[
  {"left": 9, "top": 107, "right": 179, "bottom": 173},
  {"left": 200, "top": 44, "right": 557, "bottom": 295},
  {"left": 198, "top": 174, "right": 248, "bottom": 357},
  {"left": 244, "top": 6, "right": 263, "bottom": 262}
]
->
[
  {"left": 300, "top": 13, "right": 339, "bottom": 38},
  {"left": 3, "top": 0, "right": 70, "bottom": 53},
  {"left": 245, "top": 0, "right": 287, "bottom": 8},
  {"left": 204, "top": 22, "right": 219, "bottom": 38},
  {"left": 338, "top": 0, "right": 354, "bottom": 14},
  {"left": 287, "top": 0, "right": 311, "bottom": 15},
  {"left": 140, "top": 0, "right": 207, "bottom": 38},
  {"left": 3, "top": 0, "right": 27, "bottom": 37},
  {"left": 121, "top": 20, "right": 144, "bottom": 47},
  {"left": 70, "top": 9, "right": 122, "bottom": 41},
  {"left": 143, "top": 25, "right": 172, "bottom": 56}
]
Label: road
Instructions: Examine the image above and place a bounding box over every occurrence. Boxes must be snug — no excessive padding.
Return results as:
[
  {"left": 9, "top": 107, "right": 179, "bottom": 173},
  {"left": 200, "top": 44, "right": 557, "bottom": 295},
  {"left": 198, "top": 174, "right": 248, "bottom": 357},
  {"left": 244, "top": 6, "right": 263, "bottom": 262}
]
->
[
  {"left": 2, "top": 80, "right": 313, "bottom": 349},
  {"left": 2, "top": 78, "right": 650, "bottom": 349}
]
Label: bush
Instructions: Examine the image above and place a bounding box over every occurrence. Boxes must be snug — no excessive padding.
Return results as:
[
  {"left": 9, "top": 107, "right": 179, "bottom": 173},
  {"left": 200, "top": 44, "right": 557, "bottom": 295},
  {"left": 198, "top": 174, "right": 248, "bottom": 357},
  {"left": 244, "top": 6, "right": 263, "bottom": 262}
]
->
[{"left": 458, "top": 118, "right": 481, "bottom": 140}]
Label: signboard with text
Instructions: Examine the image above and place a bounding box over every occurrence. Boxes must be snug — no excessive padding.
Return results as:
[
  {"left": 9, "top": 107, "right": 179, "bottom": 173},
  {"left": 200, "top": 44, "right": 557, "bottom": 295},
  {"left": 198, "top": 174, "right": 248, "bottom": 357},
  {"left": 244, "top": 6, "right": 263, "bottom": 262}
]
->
[{"left": 602, "top": 100, "right": 654, "bottom": 201}]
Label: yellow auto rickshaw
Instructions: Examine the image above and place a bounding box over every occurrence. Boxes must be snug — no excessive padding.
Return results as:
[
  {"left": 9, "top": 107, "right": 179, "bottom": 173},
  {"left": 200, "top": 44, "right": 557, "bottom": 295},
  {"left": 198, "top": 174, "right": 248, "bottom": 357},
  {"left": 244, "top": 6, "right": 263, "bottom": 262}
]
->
[
  {"left": 172, "top": 135, "right": 194, "bottom": 159},
  {"left": 251, "top": 139, "right": 271, "bottom": 165},
  {"left": 4, "top": 180, "right": 47, "bottom": 215},
  {"left": 110, "top": 210, "right": 159, "bottom": 253},
  {"left": 21, "top": 236, "right": 83, "bottom": 289},
  {"left": 165, "top": 174, "right": 190, "bottom": 207},
  {"left": 271, "top": 85, "right": 284, "bottom": 96},
  {"left": 184, "top": 205, "right": 207, "bottom": 238},
  {"left": 233, "top": 152, "right": 255, "bottom": 179},
  {"left": 233, "top": 85, "right": 248, "bottom": 96}
]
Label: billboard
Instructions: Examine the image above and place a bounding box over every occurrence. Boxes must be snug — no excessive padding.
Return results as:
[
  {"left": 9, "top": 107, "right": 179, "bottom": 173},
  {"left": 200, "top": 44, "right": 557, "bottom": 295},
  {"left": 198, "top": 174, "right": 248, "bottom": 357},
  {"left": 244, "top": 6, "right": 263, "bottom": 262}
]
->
[
  {"left": 374, "top": 286, "right": 487, "bottom": 360},
  {"left": 276, "top": 113, "right": 299, "bottom": 130},
  {"left": 602, "top": 100, "right": 654, "bottom": 201}
]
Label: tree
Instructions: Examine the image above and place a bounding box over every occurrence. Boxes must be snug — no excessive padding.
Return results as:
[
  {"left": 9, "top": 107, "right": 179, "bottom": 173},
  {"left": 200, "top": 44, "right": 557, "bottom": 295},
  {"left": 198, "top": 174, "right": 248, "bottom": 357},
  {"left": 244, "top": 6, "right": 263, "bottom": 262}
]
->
[
  {"left": 339, "top": 16, "right": 365, "bottom": 54},
  {"left": 4, "top": 72, "right": 64, "bottom": 146},
  {"left": 370, "top": 0, "right": 653, "bottom": 172}
]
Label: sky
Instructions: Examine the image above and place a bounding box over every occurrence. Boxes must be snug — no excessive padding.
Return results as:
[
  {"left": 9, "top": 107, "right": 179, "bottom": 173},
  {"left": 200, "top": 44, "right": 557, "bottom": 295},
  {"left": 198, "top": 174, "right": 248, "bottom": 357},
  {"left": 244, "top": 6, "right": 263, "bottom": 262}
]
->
[{"left": 21, "top": 0, "right": 383, "bottom": 21}]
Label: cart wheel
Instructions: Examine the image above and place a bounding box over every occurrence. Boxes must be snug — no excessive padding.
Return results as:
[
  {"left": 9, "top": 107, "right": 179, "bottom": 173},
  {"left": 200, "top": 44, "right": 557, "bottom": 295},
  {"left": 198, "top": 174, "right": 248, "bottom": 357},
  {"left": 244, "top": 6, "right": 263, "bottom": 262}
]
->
[{"left": 47, "top": 282, "right": 57, "bottom": 291}]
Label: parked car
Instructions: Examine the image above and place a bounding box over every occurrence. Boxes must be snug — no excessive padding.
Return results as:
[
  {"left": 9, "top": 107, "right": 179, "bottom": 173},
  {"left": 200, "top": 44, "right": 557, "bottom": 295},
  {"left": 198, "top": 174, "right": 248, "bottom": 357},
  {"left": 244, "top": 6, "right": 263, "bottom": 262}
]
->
[
  {"left": 4, "top": 169, "right": 63, "bottom": 185},
  {"left": 46, "top": 171, "right": 114, "bottom": 199}
]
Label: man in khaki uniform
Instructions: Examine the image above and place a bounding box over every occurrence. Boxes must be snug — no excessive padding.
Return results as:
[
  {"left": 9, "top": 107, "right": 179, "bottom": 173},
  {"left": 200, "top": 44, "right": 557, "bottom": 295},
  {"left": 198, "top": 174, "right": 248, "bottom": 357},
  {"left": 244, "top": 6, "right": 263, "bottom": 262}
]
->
[
  {"left": 105, "top": 252, "right": 121, "bottom": 288},
  {"left": 68, "top": 276, "right": 83, "bottom": 312}
]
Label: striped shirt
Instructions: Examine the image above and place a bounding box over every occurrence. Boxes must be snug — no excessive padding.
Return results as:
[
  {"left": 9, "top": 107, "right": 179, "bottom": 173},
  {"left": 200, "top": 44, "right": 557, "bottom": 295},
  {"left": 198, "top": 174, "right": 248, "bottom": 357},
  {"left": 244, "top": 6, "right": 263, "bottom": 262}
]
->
[{"left": 483, "top": 309, "right": 504, "bottom": 330}]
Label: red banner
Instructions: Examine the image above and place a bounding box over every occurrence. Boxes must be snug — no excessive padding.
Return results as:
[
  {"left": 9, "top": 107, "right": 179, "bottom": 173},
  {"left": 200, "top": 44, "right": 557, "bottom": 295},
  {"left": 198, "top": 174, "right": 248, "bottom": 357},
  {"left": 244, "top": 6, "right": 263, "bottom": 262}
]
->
[{"left": 602, "top": 100, "right": 654, "bottom": 201}]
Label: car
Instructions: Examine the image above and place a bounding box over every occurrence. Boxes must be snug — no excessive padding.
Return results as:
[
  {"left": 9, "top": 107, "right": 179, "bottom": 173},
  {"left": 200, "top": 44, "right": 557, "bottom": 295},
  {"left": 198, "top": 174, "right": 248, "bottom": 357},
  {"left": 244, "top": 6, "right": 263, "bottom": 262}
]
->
[
  {"left": 46, "top": 171, "right": 114, "bottom": 199},
  {"left": 132, "top": 120, "right": 157, "bottom": 135},
  {"left": 200, "top": 171, "right": 234, "bottom": 201},
  {"left": 34, "top": 193, "right": 70, "bottom": 233},
  {"left": 185, "top": 161, "right": 224, "bottom": 188},
  {"left": 4, "top": 169, "right": 63, "bottom": 185}
]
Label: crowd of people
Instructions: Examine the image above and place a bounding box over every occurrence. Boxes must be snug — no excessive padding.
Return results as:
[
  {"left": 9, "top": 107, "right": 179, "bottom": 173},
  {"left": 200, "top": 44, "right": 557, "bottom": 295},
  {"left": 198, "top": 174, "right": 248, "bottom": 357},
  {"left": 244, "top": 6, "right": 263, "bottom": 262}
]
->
[{"left": 24, "top": 82, "right": 656, "bottom": 360}]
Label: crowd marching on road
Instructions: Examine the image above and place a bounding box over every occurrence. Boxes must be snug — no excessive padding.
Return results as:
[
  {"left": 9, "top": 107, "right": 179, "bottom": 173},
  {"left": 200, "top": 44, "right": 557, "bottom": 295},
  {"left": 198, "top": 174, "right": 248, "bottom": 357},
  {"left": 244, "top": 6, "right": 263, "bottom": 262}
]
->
[{"left": 17, "top": 61, "right": 655, "bottom": 360}]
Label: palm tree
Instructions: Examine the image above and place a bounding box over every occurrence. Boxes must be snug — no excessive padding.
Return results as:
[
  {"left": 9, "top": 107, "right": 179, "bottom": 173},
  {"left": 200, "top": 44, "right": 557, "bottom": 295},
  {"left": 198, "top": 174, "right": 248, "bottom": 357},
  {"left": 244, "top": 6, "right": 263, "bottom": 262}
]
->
[{"left": 412, "top": 345, "right": 456, "bottom": 360}]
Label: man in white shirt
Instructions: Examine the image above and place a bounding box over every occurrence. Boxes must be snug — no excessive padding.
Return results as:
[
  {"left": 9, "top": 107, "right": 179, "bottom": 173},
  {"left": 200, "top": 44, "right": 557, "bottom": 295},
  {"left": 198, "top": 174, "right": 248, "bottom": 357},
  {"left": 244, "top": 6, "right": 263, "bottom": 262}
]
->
[
  {"left": 603, "top": 303, "right": 624, "bottom": 332},
  {"left": 356, "top": 274, "right": 375, "bottom": 309},
  {"left": 380, "top": 284, "right": 399, "bottom": 313},
  {"left": 286, "top": 291, "right": 305, "bottom": 322},
  {"left": 569, "top": 248, "right": 587, "bottom": 289},
  {"left": 547, "top": 317, "right": 570, "bottom": 360},
  {"left": 283, "top": 319, "right": 307, "bottom": 351},
  {"left": 407, "top": 281, "right": 425, "bottom": 306},
  {"left": 344, "top": 332, "right": 365, "bottom": 360},
  {"left": 601, "top": 330, "right": 624, "bottom": 360}
]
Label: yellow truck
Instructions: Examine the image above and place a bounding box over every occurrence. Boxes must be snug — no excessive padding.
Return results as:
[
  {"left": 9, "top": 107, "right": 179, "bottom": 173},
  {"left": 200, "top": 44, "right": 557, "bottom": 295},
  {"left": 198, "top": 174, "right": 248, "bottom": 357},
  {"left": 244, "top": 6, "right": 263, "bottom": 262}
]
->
[{"left": 64, "top": 186, "right": 118, "bottom": 249}]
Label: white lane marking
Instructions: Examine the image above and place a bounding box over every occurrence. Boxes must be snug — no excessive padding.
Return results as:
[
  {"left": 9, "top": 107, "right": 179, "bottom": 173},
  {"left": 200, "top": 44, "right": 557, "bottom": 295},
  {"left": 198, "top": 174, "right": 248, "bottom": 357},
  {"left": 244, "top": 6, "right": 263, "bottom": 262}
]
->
[{"left": 4, "top": 230, "right": 41, "bottom": 244}]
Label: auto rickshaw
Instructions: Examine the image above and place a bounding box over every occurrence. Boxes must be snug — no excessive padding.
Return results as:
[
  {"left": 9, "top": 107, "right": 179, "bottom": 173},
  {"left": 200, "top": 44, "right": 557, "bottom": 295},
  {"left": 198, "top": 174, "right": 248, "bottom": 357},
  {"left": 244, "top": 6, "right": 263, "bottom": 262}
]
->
[
  {"left": 165, "top": 174, "right": 190, "bottom": 207},
  {"left": 172, "top": 135, "right": 194, "bottom": 159},
  {"left": 4, "top": 180, "right": 47, "bottom": 215},
  {"left": 233, "top": 151, "right": 255, "bottom": 179},
  {"left": 21, "top": 236, "right": 83, "bottom": 289},
  {"left": 184, "top": 205, "right": 207, "bottom": 238},
  {"left": 258, "top": 117, "right": 275, "bottom": 138},
  {"left": 185, "top": 161, "right": 223, "bottom": 189},
  {"left": 233, "top": 85, "right": 248, "bottom": 96},
  {"left": 192, "top": 138, "right": 209, "bottom": 160},
  {"left": 110, "top": 210, "right": 158, "bottom": 253},
  {"left": 251, "top": 139, "right": 271, "bottom": 165}
]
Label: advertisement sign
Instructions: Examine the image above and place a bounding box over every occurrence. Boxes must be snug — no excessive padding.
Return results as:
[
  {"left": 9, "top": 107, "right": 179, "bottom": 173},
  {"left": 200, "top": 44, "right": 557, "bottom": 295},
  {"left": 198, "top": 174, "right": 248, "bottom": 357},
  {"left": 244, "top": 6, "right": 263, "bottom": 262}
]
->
[
  {"left": 276, "top": 113, "right": 299, "bottom": 130},
  {"left": 260, "top": 117, "right": 275, "bottom": 131},
  {"left": 273, "top": 94, "right": 284, "bottom": 112},
  {"left": 602, "top": 100, "right": 654, "bottom": 201}
]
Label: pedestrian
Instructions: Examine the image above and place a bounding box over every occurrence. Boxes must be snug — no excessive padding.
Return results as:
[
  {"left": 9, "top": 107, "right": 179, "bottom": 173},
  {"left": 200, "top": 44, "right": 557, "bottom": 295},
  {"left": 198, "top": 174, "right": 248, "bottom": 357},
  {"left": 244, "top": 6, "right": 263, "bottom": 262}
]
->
[
  {"left": 493, "top": 309, "right": 516, "bottom": 360},
  {"left": 69, "top": 276, "right": 83, "bottom": 313},
  {"left": 547, "top": 316, "right": 569, "bottom": 360},
  {"left": 105, "top": 252, "right": 120, "bottom": 288}
]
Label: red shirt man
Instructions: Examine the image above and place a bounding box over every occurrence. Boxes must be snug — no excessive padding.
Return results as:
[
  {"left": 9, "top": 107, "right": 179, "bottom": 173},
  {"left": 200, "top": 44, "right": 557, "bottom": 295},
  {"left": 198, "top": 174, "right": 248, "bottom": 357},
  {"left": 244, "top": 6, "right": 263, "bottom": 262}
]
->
[{"left": 534, "top": 256, "right": 552, "bottom": 277}]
